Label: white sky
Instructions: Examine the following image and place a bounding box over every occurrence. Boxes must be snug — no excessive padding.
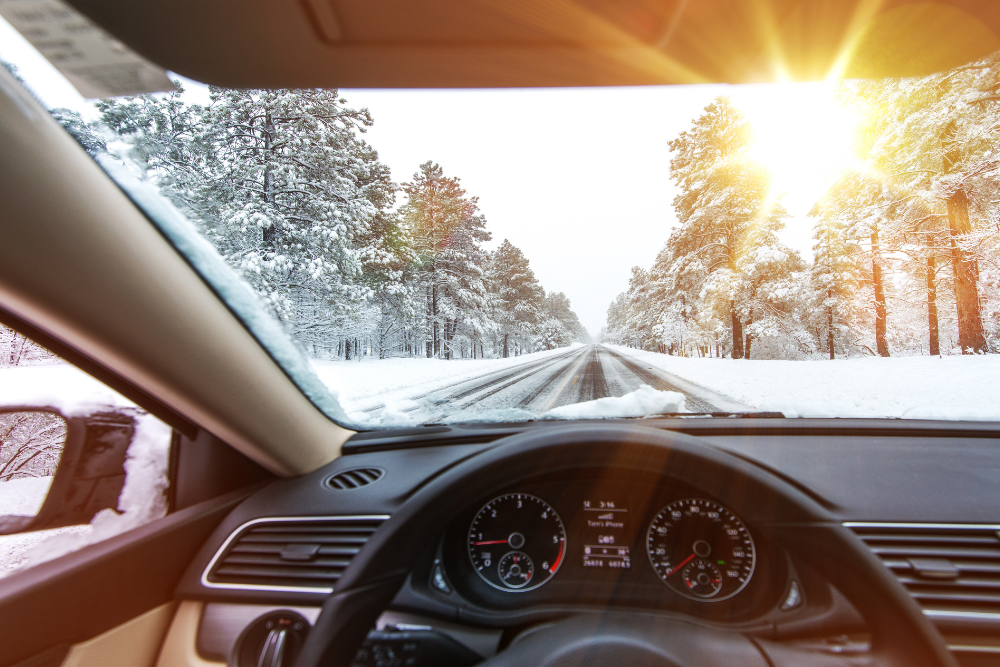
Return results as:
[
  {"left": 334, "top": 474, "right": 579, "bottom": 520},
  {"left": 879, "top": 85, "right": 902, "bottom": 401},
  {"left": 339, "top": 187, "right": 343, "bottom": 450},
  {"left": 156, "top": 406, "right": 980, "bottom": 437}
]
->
[{"left": 1, "top": 15, "right": 825, "bottom": 336}]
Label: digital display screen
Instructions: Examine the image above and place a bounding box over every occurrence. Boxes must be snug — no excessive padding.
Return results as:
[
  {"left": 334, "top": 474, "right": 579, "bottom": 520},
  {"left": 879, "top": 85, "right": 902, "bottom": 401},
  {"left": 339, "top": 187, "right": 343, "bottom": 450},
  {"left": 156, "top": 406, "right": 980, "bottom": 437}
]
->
[{"left": 580, "top": 499, "right": 631, "bottom": 569}]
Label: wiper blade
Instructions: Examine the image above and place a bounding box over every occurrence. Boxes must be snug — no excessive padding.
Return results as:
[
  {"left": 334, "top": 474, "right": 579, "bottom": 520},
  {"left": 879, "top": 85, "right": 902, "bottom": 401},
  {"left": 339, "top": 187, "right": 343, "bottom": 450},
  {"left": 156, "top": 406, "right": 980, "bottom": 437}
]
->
[{"left": 639, "top": 411, "right": 786, "bottom": 419}]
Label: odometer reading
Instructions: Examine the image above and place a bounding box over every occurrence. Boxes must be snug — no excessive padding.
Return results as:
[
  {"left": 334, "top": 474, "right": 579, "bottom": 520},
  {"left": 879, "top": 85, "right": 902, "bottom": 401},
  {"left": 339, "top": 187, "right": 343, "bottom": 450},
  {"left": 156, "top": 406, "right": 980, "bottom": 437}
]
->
[
  {"left": 646, "top": 498, "right": 755, "bottom": 601},
  {"left": 468, "top": 494, "right": 566, "bottom": 592}
]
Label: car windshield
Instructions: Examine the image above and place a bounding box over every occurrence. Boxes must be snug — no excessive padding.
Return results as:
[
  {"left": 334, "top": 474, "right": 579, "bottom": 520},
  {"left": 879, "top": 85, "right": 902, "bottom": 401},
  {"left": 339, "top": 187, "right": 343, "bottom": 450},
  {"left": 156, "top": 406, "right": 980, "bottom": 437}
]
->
[{"left": 3, "top": 11, "right": 999, "bottom": 430}]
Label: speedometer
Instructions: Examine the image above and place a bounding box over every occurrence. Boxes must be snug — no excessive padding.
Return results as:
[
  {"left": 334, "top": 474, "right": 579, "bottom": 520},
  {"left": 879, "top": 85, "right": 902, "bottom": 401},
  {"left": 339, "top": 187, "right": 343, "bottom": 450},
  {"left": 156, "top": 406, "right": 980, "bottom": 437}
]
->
[
  {"left": 646, "top": 498, "right": 755, "bottom": 601},
  {"left": 468, "top": 494, "right": 566, "bottom": 592}
]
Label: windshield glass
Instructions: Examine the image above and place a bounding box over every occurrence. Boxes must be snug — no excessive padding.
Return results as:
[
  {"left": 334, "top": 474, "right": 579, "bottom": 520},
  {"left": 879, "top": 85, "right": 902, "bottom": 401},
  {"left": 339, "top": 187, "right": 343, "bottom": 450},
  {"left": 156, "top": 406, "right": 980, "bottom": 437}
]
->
[{"left": 3, "top": 13, "right": 999, "bottom": 429}]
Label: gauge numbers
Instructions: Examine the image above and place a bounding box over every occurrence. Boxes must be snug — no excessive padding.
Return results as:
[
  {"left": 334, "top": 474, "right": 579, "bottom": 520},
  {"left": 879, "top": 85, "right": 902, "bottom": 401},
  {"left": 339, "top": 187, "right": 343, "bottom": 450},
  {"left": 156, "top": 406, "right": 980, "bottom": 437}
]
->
[
  {"left": 468, "top": 494, "right": 566, "bottom": 592},
  {"left": 646, "top": 498, "right": 755, "bottom": 601}
]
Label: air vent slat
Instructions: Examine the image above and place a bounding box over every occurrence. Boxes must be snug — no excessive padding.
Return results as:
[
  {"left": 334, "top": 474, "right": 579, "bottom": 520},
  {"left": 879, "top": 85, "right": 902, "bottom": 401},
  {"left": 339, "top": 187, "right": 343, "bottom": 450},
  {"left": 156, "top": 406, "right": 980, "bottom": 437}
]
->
[
  {"left": 229, "top": 545, "right": 364, "bottom": 557},
  {"left": 850, "top": 523, "right": 1000, "bottom": 617},
  {"left": 205, "top": 516, "right": 387, "bottom": 592},
  {"left": 215, "top": 565, "right": 347, "bottom": 581},
  {"left": 220, "top": 553, "right": 360, "bottom": 566},
  {"left": 872, "top": 546, "right": 1000, "bottom": 559},
  {"left": 236, "top": 534, "right": 374, "bottom": 545},
  {"left": 326, "top": 468, "right": 385, "bottom": 490}
]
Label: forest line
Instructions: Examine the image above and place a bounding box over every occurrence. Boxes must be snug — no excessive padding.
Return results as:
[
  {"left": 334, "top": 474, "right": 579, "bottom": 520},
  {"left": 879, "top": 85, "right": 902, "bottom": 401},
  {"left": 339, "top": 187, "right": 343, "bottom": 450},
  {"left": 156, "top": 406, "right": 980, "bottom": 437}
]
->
[
  {"left": 603, "top": 56, "right": 1000, "bottom": 359},
  {"left": 9, "top": 69, "right": 590, "bottom": 361}
]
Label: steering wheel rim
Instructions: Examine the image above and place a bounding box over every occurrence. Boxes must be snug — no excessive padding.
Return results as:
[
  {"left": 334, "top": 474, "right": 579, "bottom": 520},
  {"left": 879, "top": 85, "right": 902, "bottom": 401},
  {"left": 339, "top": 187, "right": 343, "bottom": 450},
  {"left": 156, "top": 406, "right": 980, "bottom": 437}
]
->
[{"left": 294, "top": 424, "right": 955, "bottom": 667}]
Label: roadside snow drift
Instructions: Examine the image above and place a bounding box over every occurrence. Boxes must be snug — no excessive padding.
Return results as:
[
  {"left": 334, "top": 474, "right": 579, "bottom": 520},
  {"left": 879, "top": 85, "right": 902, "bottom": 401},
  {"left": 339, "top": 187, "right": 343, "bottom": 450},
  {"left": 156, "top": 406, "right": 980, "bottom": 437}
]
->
[
  {"left": 545, "top": 385, "right": 685, "bottom": 420},
  {"left": 608, "top": 345, "right": 1000, "bottom": 420}
]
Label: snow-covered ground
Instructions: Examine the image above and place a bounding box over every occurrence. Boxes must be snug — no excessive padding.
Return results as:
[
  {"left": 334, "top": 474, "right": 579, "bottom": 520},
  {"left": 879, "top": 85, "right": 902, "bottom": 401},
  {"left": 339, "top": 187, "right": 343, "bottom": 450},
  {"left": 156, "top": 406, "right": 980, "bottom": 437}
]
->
[
  {"left": 313, "top": 344, "right": 585, "bottom": 404},
  {"left": 0, "top": 477, "right": 53, "bottom": 516},
  {"left": 313, "top": 344, "right": 588, "bottom": 426},
  {"left": 609, "top": 345, "right": 1000, "bottom": 420}
]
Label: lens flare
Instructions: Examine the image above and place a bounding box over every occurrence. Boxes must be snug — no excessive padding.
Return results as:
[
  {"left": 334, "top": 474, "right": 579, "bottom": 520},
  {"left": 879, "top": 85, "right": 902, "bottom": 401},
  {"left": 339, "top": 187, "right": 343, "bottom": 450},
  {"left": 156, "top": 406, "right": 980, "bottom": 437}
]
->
[{"left": 733, "top": 82, "right": 862, "bottom": 214}]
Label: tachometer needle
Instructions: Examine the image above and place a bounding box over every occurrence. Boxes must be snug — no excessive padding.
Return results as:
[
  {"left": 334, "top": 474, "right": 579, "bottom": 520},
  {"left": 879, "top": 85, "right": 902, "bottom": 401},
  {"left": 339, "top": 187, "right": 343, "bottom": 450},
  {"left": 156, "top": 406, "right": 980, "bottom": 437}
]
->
[
  {"left": 665, "top": 553, "right": 695, "bottom": 577},
  {"left": 473, "top": 539, "right": 509, "bottom": 545}
]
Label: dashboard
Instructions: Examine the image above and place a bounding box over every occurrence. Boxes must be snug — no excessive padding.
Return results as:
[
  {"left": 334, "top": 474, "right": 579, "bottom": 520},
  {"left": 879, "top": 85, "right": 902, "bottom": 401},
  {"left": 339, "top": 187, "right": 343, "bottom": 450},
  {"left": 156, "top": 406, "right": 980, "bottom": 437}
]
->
[{"left": 172, "top": 418, "right": 1000, "bottom": 667}]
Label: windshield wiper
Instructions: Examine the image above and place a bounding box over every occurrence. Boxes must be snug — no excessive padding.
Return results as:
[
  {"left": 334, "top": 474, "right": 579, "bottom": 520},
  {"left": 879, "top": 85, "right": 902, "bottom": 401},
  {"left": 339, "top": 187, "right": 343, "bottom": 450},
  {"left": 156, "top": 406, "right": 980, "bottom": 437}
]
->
[{"left": 637, "top": 411, "right": 786, "bottom": 419}]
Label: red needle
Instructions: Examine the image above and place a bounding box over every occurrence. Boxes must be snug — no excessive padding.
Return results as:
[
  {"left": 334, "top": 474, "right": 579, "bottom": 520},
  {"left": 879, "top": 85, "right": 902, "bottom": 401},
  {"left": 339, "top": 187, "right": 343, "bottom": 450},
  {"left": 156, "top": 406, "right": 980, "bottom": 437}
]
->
[
  {"left": 473, "top": 539, "right": 509, "bottom": 545},
  {"left": 665, "top": 553, "right": 695, "bottom": 577}
]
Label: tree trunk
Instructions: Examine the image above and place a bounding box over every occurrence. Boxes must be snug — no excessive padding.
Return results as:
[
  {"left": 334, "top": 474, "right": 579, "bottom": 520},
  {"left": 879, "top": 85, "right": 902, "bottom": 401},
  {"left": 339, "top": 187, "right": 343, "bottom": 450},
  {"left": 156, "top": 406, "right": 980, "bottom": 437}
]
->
[
  {"left": 946, "top": 191, "right": 986, "bottom": 353},
  {"left": 942, "top": 121, "right": 986, "bottom": 353},
  {"left": 827, "top": 290, "right": 835, "bottom": 360},
  {"left": 927, "top": 256, "right": 940, "bottom": 356},
  {"left": 744, "top": 331, "right": 752, "bottom": 360},
  {"left": 730, "top": 302, "right": 744, "bottom": 359},
  {"left": 871, "top": 228, "right": 890, "bottom": 357},
  {"left": 261, "top": 113, "right": 279, "bottom": 250},
  {"left": 503, "top": 333, "right": 509, "bottom": 359}
]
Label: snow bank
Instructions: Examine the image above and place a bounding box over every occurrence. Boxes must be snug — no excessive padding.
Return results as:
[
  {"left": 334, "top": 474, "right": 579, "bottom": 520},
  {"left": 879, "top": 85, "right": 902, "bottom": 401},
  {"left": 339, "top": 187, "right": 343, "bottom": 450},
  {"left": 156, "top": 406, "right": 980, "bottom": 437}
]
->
[
  {"left": 0, "top": 477, "right": 53, "bottom": 516},
  {"left": 0, "top": 364, "right": 135, "bottom": 416},
  {"left": 609, "top": 345, "right": 1000, "bottom": 420},
  {"left": 545, "top": 385, "right": 686, "bottom": 420}
]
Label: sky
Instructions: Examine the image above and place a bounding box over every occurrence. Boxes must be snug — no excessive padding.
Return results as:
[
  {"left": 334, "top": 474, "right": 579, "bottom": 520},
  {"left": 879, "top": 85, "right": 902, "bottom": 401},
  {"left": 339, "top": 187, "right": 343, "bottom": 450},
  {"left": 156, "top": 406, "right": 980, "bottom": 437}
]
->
[{"left": 1, "top": 15, "right": 841, "bottom": 336}]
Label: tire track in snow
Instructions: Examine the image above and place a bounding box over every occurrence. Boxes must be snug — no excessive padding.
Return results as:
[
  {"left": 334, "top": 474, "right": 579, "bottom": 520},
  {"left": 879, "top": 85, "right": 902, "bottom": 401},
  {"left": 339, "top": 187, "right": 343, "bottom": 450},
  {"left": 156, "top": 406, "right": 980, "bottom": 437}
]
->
[
  {"left": 603, "top": 347, "right": 751, "bottom": 413},
  {"left": 356, "top": 347, "right": 582, "bottom": 414}
]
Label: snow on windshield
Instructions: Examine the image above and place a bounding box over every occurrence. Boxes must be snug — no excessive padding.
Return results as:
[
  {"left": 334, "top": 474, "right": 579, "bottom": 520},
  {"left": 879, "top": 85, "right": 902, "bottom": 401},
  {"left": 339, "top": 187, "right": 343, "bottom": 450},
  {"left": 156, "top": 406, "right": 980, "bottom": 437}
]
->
[{"left": 3, "top": 32, "right": 1000, "bottom": 426}]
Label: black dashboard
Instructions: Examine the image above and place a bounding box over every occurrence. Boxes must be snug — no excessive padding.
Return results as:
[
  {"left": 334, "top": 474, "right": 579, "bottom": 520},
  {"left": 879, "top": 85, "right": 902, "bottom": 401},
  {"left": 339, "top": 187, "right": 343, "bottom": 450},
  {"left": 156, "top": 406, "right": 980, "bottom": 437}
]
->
[{"left": 175, "top": 418, "right": 1000, "bottom": 666}]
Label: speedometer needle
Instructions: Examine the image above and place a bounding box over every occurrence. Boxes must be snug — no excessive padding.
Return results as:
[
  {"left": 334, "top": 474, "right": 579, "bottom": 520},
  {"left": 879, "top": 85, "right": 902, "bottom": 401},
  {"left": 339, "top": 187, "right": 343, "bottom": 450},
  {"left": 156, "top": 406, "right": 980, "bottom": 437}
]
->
[
  {"left": 665, "top": 553, "right": 695, "bottom": 577},
  {"left": 473, "top": 539, "right": 509, "bottom": 545}
]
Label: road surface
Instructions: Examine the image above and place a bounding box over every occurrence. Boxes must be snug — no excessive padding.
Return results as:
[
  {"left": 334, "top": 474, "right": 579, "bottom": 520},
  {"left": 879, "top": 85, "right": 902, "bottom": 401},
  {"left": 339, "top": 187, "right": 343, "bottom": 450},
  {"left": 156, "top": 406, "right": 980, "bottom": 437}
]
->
[{"left": 352, "top": 345, "right": 749, "bottom": 423}]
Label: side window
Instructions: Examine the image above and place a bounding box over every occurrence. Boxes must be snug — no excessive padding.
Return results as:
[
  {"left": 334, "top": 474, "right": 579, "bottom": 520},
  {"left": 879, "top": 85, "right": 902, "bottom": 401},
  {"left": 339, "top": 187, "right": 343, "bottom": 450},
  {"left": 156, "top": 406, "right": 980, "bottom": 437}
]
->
[{"left": 0, "top": 324, "right": 171, "bottom": 577}]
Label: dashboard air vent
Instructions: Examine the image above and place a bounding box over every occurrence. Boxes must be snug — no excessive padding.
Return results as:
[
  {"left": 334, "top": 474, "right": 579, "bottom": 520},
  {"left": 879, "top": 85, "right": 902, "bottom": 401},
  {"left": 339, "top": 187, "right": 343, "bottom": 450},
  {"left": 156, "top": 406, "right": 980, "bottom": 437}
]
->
[
  {"left": 848, "top": 522, "right": 1000, "bottom": 616},
  {"left": 326, "top": 467, "right": 384, "bottom": 490},
  {"left": 204, "top": 516, "right": 388, "bottom": 593}
]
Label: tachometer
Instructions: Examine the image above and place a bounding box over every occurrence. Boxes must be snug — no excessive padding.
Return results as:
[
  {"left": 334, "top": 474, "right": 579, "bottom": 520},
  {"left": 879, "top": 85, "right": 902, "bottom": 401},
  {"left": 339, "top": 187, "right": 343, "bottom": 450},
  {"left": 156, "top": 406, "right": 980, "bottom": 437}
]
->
[
  {"left": 646, "top": 498, "right": 755, "bottom": 601},
  {"left": 468, "top": 494, "right": 566, "bottom": 592}
]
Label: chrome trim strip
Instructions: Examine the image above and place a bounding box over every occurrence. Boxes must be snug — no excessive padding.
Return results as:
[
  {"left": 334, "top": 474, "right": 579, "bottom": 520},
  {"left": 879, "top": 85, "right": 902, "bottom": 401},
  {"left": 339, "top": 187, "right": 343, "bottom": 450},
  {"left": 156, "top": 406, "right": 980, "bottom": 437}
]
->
[
  {"left": 924, "top": 609, "right": 1000, "bottom": 621},
  {"left": 844, "top": 521, "right": 1000, "bottom": 531},
  {"left": 948, "top": 644, "right": 1000, "bottom": 654},
  {"left": 201, "top": 515, "right": 390, "bottom": 594}
]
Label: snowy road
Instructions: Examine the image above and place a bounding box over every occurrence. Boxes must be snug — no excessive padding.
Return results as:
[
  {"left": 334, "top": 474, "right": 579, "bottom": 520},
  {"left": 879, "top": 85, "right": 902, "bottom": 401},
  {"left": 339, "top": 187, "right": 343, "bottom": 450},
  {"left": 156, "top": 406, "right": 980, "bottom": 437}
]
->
[{"left": 344, "top": 345, "right": 749, "bottom": 425}]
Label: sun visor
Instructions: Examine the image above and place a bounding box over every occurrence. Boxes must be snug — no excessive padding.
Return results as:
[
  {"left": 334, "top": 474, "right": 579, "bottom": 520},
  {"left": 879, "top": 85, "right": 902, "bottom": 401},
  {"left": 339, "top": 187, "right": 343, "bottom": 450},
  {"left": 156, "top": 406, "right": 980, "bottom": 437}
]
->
[
  {"left": 47, "top": 0, "right": 1000, "bottom": 88},
  {"left": 0, "top": 0, "right": 175, "bottom": 98}
]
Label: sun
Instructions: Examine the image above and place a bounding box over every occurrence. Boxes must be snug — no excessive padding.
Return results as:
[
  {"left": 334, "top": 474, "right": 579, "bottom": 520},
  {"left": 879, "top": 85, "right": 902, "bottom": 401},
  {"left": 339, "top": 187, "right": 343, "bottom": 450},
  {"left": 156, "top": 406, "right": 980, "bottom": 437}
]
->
[{"left": 732, "top": 82, "right": 862, "bottom": 213}]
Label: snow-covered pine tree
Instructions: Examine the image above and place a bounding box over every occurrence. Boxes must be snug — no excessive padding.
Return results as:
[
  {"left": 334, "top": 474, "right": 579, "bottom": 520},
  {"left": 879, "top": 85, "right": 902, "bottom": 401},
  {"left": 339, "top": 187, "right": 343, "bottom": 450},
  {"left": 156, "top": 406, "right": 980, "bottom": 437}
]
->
[
  {"left": 50, "top": 108, "right": 108, "bottom": 157},
  {"left": 196, "top": 88, "right": 383, "bottom": 336},
  {"left": 486, "top": 240, "right": 544, "bottom": 357},
  {"left": 667, "top": 96, "right": 789, "bottom": 358},
  {"left": 809, "top": 199, "right": 866, "bottom": 358},
  {"left": 850, "top": 60, "right": 1000, "bottom": 353},
  {"left": 542, "top": 292, "right": 588, "bottom": 343},
  {"left": 402, "top": 162, "right": 491, "bottom": 359}
]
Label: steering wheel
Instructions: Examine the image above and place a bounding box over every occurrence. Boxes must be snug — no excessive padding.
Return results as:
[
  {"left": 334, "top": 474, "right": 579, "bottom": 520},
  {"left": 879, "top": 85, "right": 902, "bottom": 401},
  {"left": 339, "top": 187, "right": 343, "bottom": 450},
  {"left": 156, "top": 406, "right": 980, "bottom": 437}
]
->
[{"left": 294, "top": 424, "right": 955, "bottom": 667}]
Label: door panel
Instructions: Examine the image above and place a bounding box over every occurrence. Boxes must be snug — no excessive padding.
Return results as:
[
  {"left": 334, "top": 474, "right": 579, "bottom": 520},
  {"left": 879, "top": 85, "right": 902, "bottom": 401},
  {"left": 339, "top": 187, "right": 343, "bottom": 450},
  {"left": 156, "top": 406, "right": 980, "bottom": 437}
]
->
[{"left": 0, "top": 489, "right": 250, "bottom": 667}]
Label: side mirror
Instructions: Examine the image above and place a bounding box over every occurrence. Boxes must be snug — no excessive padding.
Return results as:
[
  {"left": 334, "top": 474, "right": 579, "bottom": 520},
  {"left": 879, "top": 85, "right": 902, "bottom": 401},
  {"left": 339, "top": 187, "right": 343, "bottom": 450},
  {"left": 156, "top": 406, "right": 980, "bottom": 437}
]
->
[{"left": 0, "top": 407, "right": 133, "bottom": 535}]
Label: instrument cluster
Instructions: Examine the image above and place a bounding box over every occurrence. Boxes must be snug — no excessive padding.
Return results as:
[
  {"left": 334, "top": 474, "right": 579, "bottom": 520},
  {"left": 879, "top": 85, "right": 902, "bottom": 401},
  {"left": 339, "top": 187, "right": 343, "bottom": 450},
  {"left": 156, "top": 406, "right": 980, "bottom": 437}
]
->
[{"left": 445, "top": 474, "right": 780, "bottom": 616}]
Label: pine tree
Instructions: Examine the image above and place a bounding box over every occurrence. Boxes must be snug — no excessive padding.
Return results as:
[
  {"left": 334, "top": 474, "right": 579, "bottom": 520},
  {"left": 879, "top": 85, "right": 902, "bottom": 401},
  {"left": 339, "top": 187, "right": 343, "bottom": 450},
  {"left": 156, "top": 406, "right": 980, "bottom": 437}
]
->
[
  {"left": 809, "top": 201, "right": 865, "bottom": 358},
  {"left": 487, "top": 240, "right": 545, "bottom": 357},
  {"left": 402, "top": 162, "right": 491, "bottom": 359},
  {"left": 667, "top": 96, "right": 789, "bottom": 358},
  {"left": 542, "top": 292, "right": 588, "bottom": 343}
]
